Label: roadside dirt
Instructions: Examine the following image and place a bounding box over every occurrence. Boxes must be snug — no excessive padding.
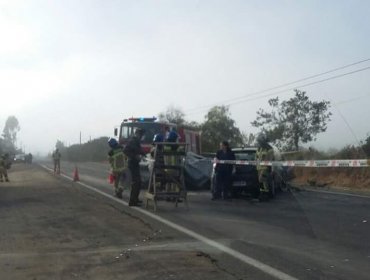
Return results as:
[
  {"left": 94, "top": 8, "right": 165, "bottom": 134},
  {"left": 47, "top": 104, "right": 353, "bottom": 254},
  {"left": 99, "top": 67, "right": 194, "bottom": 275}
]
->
[
  {"left": 0, "top": 164, "right": 236, "bottom": 280},
  {"left": 291, "top": 167, "right": 370, "bottom": 193}
]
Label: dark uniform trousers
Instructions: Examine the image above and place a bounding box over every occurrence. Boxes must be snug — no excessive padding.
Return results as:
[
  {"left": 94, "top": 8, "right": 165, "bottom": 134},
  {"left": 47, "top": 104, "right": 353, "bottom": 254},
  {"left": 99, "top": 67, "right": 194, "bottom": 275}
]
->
[
  {"left": 214, "top": 172, "right": 232, "bottom": 199},
  {"left": 128, "top": 159, "right": 141, "bottom": 204}
]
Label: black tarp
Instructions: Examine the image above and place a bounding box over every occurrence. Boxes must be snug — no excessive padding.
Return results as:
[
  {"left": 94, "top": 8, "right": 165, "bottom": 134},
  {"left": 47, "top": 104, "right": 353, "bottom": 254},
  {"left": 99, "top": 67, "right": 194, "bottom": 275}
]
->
[
  {"left": 184, "top": 152, "right": 213, "bottom": 189},
  {"left": 139, "top": 152, "right": 213, "bottom": 190}
]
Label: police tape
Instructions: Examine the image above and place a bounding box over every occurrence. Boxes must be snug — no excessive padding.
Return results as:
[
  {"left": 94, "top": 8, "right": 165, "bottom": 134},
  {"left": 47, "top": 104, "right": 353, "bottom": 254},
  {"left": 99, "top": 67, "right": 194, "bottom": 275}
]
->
[
  {"left": 213, "top": 159, "right": 370, "bottom": 167},
  {"left": 144, "top": 156, "right": 369, "bottom": 167}
]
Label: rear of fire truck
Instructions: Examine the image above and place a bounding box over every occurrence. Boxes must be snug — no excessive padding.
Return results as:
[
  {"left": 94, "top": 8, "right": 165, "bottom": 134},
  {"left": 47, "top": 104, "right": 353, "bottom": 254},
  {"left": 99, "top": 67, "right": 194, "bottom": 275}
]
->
[{"left": 114, "top": 117, "right": 201, "bottom": 154}]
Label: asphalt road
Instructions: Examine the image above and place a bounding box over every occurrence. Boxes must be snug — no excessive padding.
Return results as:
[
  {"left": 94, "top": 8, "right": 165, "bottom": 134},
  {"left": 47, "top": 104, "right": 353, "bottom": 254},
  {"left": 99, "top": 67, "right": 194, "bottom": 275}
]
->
[{"left": 4, "top": 160, "right": 370, "bottom": 280}]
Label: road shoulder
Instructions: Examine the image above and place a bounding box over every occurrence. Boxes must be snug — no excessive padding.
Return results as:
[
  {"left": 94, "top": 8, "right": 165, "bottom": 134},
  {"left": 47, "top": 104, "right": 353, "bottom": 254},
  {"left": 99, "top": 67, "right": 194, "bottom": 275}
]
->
[{"left": 0, "top": 164, "right": 236, "bottom": 280}]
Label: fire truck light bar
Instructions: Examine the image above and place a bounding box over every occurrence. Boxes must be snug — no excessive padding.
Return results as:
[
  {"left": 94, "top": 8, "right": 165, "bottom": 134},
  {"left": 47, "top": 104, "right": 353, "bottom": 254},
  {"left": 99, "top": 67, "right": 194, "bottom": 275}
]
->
[{"left": 124, "top": 117, "right": 157, "bottom": 122}]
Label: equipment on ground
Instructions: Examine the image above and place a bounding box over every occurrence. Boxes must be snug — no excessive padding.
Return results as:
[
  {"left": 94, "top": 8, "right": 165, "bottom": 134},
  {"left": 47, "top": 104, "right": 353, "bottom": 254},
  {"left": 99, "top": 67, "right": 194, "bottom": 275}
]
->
[{"left": 145, "top": 142, "right": 189, "bottom": 211}]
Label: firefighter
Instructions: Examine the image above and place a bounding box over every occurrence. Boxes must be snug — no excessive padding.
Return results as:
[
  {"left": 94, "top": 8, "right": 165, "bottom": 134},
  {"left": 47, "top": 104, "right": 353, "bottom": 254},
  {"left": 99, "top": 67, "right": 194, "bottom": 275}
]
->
[
  {"left": 164, "top": 126, "right": 170, "bottom": 141},
  {"left": 166, "top": 127, "right": 179, "bottom": 142},
  {"left": 153, "top": 132, "right": 164, "bottom": 148},
  {"left": 0, "top": 153, "right": 11, "bottom": 182},
  {"left": 256, "top": 133, "right": 274, "bottom": 201},
  {"left": 27, "top": 153, "right": 33, "bottom": 164},
  {"left": 52, "top": 148, "right": 61, "bottom": 174},
  {"left": 151, "top": 133, "right": 164, "bottom": 158},
  {"left": 108, "top": 138, "right": 127, "bottom": 199},
  {"left": 123, "top": 128, "right": 145, "bottom": 206}
]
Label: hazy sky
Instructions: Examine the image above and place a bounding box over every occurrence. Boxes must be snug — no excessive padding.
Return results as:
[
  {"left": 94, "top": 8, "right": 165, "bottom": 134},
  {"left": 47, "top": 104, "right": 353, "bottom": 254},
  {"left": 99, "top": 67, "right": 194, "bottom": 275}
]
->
[{"left": 1, "top": 0, "right": 370, "bottom": 155}]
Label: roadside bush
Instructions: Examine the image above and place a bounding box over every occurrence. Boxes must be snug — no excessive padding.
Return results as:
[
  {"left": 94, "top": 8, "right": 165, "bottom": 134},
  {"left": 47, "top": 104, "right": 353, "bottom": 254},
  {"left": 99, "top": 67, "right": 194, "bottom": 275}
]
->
[
  {"left": 334, "top": 145, "right": 366, "bottom": 159},
  {"left": 62, "top": 137, "right": 109, "bottom": 162},
  {"left": 362, "top": 135, "right": 370, "bottom": 157},
  {"left": 282, "top": 147, "right": 328, "bottom": 161}
]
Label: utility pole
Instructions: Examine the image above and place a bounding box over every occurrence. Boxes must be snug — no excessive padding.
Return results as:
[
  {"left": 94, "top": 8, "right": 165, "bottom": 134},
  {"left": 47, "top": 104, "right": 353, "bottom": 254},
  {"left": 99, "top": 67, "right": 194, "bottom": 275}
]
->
[{"left": 80, "top": 131, "right": 82, "bottom": 145}]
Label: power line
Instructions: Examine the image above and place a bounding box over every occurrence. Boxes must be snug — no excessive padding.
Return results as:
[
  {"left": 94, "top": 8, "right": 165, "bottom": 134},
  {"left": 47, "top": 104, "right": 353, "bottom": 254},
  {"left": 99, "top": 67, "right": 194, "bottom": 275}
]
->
[
  {"left": 226, "top": 65, "right": 370, "bottom": 106},
  {"left": 185, "top": 58, "right": 370, "bottom": 115},
  {"left": 186, "top": 65, "right": 370, "bottom": 116},
  {"left": 333, "top": 105, "right": 364, "bottom": 154},
  {"left": 225, "top": 58, "right": 370, "bottom": 105},
  {"left": 334, "top": 94, "right": 370, "bottom": 106}
]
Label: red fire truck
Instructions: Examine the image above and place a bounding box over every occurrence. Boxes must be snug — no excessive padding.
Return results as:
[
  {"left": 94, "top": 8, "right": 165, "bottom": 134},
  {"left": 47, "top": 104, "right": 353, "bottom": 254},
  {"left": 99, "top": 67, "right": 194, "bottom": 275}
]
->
[{"left": 114, "top": 117, "right": 201, "bottom": 154}]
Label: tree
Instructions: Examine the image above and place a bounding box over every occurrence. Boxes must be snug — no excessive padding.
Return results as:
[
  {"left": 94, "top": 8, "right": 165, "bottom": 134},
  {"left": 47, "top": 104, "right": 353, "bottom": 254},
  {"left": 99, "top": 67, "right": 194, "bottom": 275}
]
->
[
  {"left": 55, "top": 140, "right": 66, "bottom": 151},
  {"left": 63, "top": 137, "right": 109, "bottom": 162},
  {"left": 201, "top": 106, "right": 243, "bottom": 152},
  {"left": 362, "top": 134, "right": 370, "bottom": 157},
  {"left": 1, "top": 116, "right": 20, "bottom": 154},
  {"left": 158, "top": 105, "right": 201, "bottom": 130},
  {"left": 252, "top": 90, "right": 331, "bottom": 151},
  {"left": 3, "top": 116, "right": 20, "bottom": 146},
  {"left": 158, "top": 105, "right": 186, "bottom": 125}
]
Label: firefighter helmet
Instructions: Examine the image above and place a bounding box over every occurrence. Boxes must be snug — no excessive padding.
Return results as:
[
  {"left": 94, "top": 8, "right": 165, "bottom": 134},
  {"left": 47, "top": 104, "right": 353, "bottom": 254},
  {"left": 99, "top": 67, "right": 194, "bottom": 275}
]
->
[
  {"left": 153, "top": 133, "right": 164, "bottom": 143},
  {"left": 108, "top": 138, "right": 118, "bottom": 148}
]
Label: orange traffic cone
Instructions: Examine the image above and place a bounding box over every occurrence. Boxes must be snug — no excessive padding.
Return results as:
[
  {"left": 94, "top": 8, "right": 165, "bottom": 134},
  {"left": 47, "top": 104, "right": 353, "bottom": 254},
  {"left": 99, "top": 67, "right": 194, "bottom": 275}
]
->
[{"left": 73, "top": 166, "right": 80, "bottom": 182}]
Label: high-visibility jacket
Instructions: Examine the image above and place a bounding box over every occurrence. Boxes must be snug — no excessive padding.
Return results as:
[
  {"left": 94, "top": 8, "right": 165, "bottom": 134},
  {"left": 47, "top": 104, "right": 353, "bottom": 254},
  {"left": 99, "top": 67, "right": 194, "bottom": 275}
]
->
[
  {"left": 52, "top": 151, "right": 61, "bottom": 160},
  {"left": 109, "top": 147, "right": 127, "bottom": 172},
  {"left": 0, "top": 156, "right": 11, "bottom": 169},
  {"left": 256, "top": 147, "right": 273, "bottom": 171},
  {"left": 0, "top": 157, "right": 5, "bottom": 168}
]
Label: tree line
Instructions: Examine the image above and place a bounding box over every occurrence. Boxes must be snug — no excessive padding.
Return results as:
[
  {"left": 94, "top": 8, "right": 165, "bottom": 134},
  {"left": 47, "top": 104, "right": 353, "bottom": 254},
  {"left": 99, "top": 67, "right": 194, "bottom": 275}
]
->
[
  {"left": 160, "top": 90, "right": 332, "bottom": 153},
  {"left": 53, "top": 137, "right": 110, "bottom": 162},
  {"left": 55, "top": 89, "right": 370, "bottom": 161},
  {"left": 0, "top": 116, "right": 21, "bottom": 155}
]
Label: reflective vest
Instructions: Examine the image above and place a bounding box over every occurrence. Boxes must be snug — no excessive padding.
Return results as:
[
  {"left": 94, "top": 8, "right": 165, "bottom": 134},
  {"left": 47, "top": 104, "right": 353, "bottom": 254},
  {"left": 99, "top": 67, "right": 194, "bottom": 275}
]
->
[
  {"left": 256, "top": 148, "right": 271, "bottom": 171},
  {"left": 0, "top": 157, "right": 5, "bottom": 168},
  {"left": 52, "top": 152, "right": 61, "bottom": 160},
  {"left": 110, "top": 148, "right": 127, "bottom": 172}
]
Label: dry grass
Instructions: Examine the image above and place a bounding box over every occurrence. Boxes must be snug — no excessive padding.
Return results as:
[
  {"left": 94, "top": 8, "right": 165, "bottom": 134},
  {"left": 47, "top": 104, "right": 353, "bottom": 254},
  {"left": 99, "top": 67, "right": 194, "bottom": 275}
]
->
[{"left": 291, "top": 167, "right": 370, "bottom": 191}]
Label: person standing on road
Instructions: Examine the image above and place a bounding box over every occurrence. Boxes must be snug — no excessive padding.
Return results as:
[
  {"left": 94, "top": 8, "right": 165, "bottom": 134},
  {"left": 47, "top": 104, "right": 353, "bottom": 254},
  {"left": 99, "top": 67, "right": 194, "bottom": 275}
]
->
[
  {"left": 108, "top": 138, "right": 127, "bottom": 199},
  {"left": 0, "top": 153, "right": 11, "bottom": 182},
  {"left": 212, "top": 141, "right": 235, "bottom": 200},
  {"left": 52, "top": 148, "right": 61, "bottom": 174},
  {"left": 27, "top": 153, "right": 33, "bottom": 164},
  {"left": 123, "top": 128, "right": 145, "bottom": 206},
  {"left": 256, "top": 133, "right": 274, "bottom": 201}
]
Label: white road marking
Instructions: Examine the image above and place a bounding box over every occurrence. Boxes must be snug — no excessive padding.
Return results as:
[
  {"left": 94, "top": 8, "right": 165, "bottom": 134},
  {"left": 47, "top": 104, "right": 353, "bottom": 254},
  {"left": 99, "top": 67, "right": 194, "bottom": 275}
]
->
[
  {"left": 40, "top": 164, "right": 298, "bottom": 280},
  {"left": 305, "top": 188, "right": 370, "bottom": 199}
]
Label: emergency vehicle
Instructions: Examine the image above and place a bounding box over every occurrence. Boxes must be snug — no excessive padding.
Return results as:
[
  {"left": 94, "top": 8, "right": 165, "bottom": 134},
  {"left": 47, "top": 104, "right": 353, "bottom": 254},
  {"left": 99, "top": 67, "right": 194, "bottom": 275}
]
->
[{"left": 114, "top": 117, "right": 201, "bottom": 154}]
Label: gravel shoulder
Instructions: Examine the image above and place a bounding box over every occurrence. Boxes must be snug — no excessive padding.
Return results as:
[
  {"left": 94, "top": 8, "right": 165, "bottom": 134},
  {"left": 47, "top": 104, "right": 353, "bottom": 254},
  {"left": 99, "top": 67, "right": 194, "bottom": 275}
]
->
[{"left": 0, "top": 164, "right": 236, "bottom": 280}]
